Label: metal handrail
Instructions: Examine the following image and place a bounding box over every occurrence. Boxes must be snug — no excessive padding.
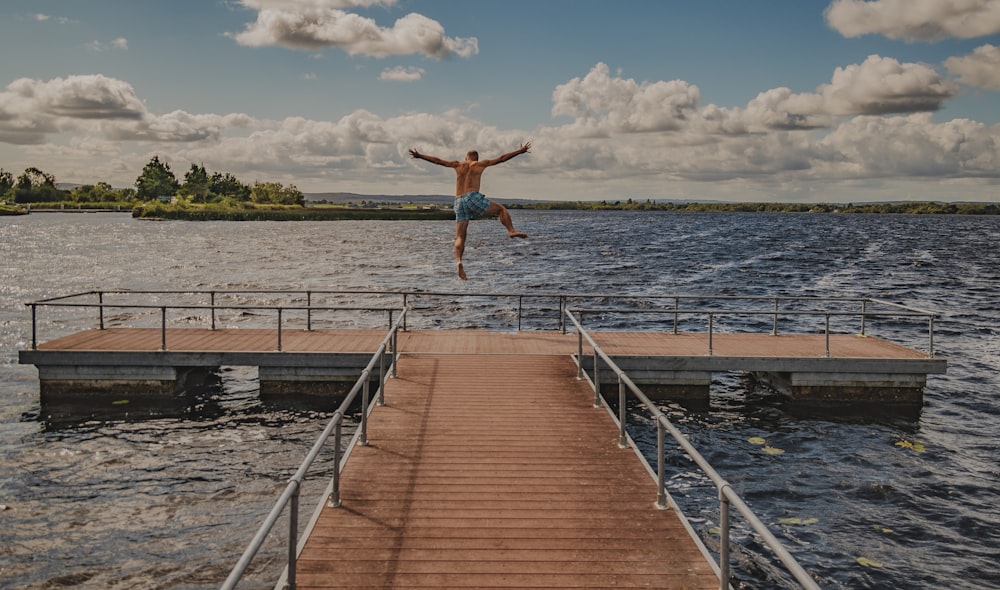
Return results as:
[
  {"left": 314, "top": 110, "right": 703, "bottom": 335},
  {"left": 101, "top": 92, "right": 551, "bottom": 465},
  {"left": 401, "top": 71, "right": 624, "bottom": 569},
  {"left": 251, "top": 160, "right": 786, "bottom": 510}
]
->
[
  {"left": 565, "top": 307, "right": 821, "bottom": 590},
  {"left": 26, "top": 300, "right": 403, "bottom": 351},
  {"left": 220, "top": 307, "right": 406, "bottom": 590},
  {"left": 25, "top": 289, "right": 940, "bottom": 355},
  {"left": 574, "top": 306, "right": 937, "bottom": 357}
]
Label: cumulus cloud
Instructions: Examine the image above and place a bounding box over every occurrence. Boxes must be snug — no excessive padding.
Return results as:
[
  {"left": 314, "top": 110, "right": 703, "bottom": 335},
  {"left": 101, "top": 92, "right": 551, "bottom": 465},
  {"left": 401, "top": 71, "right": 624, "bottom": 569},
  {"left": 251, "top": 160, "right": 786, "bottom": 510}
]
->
[
  {"left": 945, "top": 44, "right": 1000, "bottom": 90},
  {"left": 0, "top": 75, "right": 254, "bottom": 145},
  {"left": 551, "top": 63, "right": 700, "bottom": 134},
  {"left": 379, "top": 66, "right": 425, "bottom": 81},
  {"left": 4, "top": 64, "right": 998, "bottom": 200},
  {"left": 816, "top": 55, "right": 958, "bottom": 115},
  {"left": 825, "top": 0, "right": 1000, "bottom": 41},
  {"left": 229, "top": 0, "right": 478, "bottom": 59}
]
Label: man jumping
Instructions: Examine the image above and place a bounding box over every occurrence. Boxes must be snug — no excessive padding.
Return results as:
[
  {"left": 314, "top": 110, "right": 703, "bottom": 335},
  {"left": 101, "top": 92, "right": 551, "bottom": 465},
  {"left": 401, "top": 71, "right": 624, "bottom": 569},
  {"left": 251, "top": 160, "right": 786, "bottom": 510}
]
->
[{"left": 409, "top": 142, "right": 531, "bottom": 280}]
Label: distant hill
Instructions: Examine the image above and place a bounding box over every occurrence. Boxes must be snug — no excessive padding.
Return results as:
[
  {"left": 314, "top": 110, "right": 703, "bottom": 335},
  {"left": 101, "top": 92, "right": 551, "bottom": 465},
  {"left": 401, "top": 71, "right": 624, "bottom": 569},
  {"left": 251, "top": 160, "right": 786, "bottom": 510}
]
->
[
  {"left": 304, "top": 192, "right": 452, "bottom": 205},
  {"left": 303, "top": 192, "right": 542, "bottom": 206}
]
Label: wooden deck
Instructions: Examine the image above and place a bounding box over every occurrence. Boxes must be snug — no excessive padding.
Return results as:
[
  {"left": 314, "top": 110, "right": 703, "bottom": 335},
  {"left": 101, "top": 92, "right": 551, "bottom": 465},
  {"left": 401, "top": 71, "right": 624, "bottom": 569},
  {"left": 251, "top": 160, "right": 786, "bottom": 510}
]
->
[
  {"left": 294, "top": 353, "right": 720, "bottom": 589},
  {"left": 32, "top": 326, "right": 932, "bottom": 360},
  {"left": 21, "top": 328, "right": 945, "bottom": 404}
]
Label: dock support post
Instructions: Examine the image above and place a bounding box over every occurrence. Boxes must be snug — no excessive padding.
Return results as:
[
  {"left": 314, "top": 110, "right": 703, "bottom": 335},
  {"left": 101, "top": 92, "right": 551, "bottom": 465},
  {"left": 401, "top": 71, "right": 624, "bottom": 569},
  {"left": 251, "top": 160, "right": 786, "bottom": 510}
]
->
[
  {"left": 719, "top": 485, "right": 732, "bottom": 590},
  {"left": 592, "top": 351, "right": 601, "bottom": 408},
  {"left": 655, "top": 419, "right": 668, "bottom": 510},
  {"left": 288, "top": 482, "right": 299, "bottom": 589},
  {"left": 328, "top": 420, "right": 342, "bottom": 508},
  {"left": 617, "top": 376, "right": 628, "bottom": 449},
  {"left": 360, "top": 371, "right": 370, "bottom": 446}
]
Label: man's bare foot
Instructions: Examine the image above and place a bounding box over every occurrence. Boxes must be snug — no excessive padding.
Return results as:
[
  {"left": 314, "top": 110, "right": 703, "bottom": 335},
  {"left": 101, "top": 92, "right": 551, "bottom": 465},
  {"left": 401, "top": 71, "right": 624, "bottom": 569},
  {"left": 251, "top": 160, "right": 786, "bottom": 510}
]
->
[
  {"left": 457, "top": 262, "right": 467, "bottom": 280},
  {"left": 509, "top": 231, "right": 528, "bottom": 239}
]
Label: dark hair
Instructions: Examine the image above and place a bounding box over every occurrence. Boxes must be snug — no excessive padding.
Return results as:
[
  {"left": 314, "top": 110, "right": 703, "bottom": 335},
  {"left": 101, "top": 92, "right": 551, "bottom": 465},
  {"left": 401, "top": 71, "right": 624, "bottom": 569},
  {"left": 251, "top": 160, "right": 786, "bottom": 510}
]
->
[{"left": 467, "top": 150, "right": 479, "bottom": 160}]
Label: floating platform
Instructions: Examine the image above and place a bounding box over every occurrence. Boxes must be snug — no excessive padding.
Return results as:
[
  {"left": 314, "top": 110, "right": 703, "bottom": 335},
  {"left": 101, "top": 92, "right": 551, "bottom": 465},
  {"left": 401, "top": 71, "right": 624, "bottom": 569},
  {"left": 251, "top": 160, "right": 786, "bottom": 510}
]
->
[{"left": 20, "top": 327, "right": 945, "bottom": 407}]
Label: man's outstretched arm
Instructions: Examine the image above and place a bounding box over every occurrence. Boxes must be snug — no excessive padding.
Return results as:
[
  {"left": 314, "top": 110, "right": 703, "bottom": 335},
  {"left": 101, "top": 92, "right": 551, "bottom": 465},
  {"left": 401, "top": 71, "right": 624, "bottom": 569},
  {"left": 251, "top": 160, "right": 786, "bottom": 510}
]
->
[
  {"left": 409, "top": 148, "right": 459, "bottom": 168},
  {"left": 481, "top": 142, "right": 531, "bottom": 167}
]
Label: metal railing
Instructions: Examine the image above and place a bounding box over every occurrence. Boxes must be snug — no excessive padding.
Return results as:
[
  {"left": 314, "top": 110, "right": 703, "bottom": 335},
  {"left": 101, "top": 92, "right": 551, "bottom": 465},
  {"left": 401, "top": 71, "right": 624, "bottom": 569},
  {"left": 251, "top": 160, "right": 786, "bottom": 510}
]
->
[
  {"left": 220, "top": 307, "right": 406, "bottom": 590},
  {"left": 566, "top": 307, "right": 821, "bottom": 590},
  {"left": 25, "top": 289, "right": 939, "bottom": 356}
]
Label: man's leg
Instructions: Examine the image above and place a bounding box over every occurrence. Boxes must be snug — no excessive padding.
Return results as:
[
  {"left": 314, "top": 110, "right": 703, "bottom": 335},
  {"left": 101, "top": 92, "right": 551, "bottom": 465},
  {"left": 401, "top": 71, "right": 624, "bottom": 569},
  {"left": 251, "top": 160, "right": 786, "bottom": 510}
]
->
[
  {"left": 454, "top": 221, "right": 469, "bottom": 280},
  {"left": 484, "top": 202, "right": 528, "bottom": 238}
]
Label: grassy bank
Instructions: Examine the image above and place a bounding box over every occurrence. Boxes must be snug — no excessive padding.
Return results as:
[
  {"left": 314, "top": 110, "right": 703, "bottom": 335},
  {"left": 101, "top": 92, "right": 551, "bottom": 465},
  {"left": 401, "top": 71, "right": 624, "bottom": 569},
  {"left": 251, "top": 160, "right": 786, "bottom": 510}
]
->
[
  {"left": 0, "top": 204, "right": 28, "bottom": 215},
  {"left": 132, "top": 202, "right": 455, "bottom": 221}
]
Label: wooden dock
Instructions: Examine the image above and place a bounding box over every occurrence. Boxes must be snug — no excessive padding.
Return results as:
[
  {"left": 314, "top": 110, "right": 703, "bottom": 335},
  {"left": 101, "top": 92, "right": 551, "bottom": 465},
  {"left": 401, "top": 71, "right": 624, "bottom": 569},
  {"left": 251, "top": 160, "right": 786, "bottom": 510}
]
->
[
  {"left": 20, "top": 328, "right": 945, "bottom": 404},
  {"left": 294, "top": 353, "right": 720, "bottom": 589},
  {"left": 19, "top": 326, "right": 946, "bottom": 587}
]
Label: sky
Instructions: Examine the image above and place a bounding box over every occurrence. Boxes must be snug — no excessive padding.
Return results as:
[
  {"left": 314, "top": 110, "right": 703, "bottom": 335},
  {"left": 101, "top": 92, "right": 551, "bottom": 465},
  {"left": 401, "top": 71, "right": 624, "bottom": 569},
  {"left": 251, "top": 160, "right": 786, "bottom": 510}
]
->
[{"left": 1, "top": 0, "right": 1000, "bottom": 203}]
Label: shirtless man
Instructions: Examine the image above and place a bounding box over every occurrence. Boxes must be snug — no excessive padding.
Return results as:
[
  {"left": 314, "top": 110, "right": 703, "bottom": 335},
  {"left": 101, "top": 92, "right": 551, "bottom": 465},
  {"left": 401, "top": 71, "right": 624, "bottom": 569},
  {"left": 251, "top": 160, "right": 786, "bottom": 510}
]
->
[{"left": 409, "top": 142, "right": 530, "bottom": 280}]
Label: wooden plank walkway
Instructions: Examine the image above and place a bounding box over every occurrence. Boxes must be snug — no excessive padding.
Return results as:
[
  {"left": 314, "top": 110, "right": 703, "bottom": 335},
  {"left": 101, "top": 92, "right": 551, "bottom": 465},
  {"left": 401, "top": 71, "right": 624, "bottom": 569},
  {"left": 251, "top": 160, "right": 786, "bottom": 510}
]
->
[
  {"left": 295, "top": 353, "right": 719, "bottom": 589},
  {"left": 33, "top": 327, "right": 933, "bottom": 360}
]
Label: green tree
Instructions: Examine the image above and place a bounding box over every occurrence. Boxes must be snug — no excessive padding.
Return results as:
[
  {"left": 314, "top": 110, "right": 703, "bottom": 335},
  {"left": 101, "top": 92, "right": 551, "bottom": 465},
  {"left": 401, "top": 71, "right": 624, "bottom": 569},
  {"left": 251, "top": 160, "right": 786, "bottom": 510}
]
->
[
  {"left": 0, "top": 168, "right": 13, "bottom": 196},
  {"left": 17, "top": 167, "right": 56, "bottom": 189},
  {"left": 210, "top": 172, "right": 250, "bottom": 202},
  {"left": 71, "top": 182, "right": 135, "bottom": 203},
  {"left": 11, "top": 167, "right": 65, "bottom": 203},
  {"left": 181, "top": 163, "right": 212, "bottom": 202},
  {"left": 135, "top": 156, "right": 180, "bottom": 201},
  {"left": 250, "top": 181, "right": 304, "bottom": 206}
]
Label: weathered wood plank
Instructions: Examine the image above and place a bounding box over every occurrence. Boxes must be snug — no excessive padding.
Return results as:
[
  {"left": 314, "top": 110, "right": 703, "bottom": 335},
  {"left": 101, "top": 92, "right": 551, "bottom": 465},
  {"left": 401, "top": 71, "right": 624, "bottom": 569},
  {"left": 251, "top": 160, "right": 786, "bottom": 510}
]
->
[{"left": 293, "top": 354, "right": 720, "bottom": 589}]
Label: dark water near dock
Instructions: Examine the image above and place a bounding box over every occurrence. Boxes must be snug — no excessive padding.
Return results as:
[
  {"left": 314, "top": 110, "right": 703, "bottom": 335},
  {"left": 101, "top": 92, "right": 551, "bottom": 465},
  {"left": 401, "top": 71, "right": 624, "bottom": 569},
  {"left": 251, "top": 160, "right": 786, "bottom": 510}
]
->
[{"left": 1, "top": 211, "right": 998, "bottom": 589}]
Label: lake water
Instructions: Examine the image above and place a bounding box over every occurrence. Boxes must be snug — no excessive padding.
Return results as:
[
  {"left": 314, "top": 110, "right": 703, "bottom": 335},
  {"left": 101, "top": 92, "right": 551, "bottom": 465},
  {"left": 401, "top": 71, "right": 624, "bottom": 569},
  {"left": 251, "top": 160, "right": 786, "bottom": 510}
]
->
[{"left": 1, "top": 211, "right": 998, "bottom": 589}]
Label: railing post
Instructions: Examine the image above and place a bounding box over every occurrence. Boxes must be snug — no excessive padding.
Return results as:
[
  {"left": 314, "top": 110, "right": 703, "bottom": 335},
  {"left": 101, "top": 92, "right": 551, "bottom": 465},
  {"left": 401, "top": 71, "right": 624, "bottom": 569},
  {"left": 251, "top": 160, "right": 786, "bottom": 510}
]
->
[
  {"left": 277, "top": 308, "right": 283, "bottom": 352},
  {"left": 772, "top": 297, "right": 778, "bottom": 335},
  {"left": 860, "top": 299, "right": 867, "bottom": 337},
  {"left": 378, "top": 348, "right": 386, "bottom": 406},
  {"left": 288, "top": 482, "right": 299, "bottom": 590},
  {"left": 360, "top": 372, "right": 370, "bottom": 446},
  {"left": 306, "top": 291, "right": 312, "bottom": 331},
  {"left": 98, "top": 292, "right": 105, "bottom": 330},
  {"left": 719, "top": 486, "right": 732, "bottom": 590},
  {"left": 328, "top": 420, "right": 342, "bottom": 508},
  {"left": 30, "top": 304, "right": 37, "bottom": 349},
  {"left": 391, "top": 327, "right": 399, "bottom": 379},
  {"left": 161, "top": 307, "right": 167, "bottom": 351},
  {"left": 825, "top": 313, "right": 831, "bottom": 358},
  {"left": 617, "top": 376, "right": 628, "bottom": 449},
  {"left": 929, "top": 316, "right": 935, "bottom": 357},
  {"left": 673, "top": 296, "right": 679, "bottom": 334},
  {"left": 211, "top": 291, "right": 216, "bottom": 330},
  {"left": 655, "top": 419, "right": 668, "bottom": 509},
  {"left": 402, "top": 293, "right": 408, "bottom": 331},
  {"left": 560, "top": 296, "right": 566, "bottom": 334},
  {"left": 708, "top": 313, "right": 714, "bottom": 356},
  {"left": 518, "top": 295, "right": 523, "bottom": 332},
  {"left": 577, "top": 330, "right": 584, "bottom": 380},
  {"left": 592, "top": 351, "right": 601, "bottom": 408}
]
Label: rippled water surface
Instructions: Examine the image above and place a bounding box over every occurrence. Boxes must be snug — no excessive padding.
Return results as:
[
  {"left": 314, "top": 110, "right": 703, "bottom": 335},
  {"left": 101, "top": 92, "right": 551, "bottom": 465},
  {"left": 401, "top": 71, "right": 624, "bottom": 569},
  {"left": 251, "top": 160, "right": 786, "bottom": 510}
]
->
[{"left": 1, "top": 211, "right": 998, "bottom": 589}]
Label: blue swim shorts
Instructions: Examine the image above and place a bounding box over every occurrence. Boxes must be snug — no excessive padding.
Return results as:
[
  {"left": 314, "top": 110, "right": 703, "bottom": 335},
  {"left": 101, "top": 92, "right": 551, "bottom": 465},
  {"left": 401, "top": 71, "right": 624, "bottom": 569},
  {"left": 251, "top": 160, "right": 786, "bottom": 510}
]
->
[{"left": 454, "top": 191, "right": 492, "bottom": 222}]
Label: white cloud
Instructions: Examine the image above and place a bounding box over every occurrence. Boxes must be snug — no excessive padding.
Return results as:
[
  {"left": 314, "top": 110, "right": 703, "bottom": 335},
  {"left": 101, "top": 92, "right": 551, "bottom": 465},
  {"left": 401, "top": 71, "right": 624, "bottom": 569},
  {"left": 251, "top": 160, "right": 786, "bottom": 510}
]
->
[
  {"left": 825, "top": 0, "right": 1000, "bottom": 41},
  {"left": 945, "top": 44, "right": 1000, "bottom": 90},
  {"left": 229, "top": 2, "right": 478, "bottom": 59},
  {"left": 0, "top": 75, "right": 255, "bottom": 145},
  {"left": 816, "top": 55, "right": 958, "bottom": 115},
  {"left": 551, "top": 63, "right": 700, "bottom": 134},
  {"left": 34, "top": 13, "right": 49, "bottom": 22},
  {"left": 379, "top": 66, "right": 424, "bottom": 81},
  {"left": 86, "top": 38, "right": 129, "bottom": 52},
  {"left": 3, "top": 66, "right": 998, "bottom": 200}
]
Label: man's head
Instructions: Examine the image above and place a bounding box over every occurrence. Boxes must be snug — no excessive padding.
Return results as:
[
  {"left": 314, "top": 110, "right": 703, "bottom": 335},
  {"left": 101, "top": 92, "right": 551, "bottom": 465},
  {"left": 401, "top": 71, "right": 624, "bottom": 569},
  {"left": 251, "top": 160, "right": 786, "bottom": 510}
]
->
[{"left": 466, "top": 150, "right": 479, "bottom": 161}]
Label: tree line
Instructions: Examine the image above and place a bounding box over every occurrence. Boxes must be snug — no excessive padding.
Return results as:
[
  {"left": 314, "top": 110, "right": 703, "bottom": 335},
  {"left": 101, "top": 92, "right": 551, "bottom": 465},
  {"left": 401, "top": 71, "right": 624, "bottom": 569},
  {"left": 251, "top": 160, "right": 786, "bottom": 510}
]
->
[
  {"left": 0, "top": 156, "right": 303, "bottom": 207},
  {"left": 516, "top": 198, "right": 1000, "bottom": 215}
]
